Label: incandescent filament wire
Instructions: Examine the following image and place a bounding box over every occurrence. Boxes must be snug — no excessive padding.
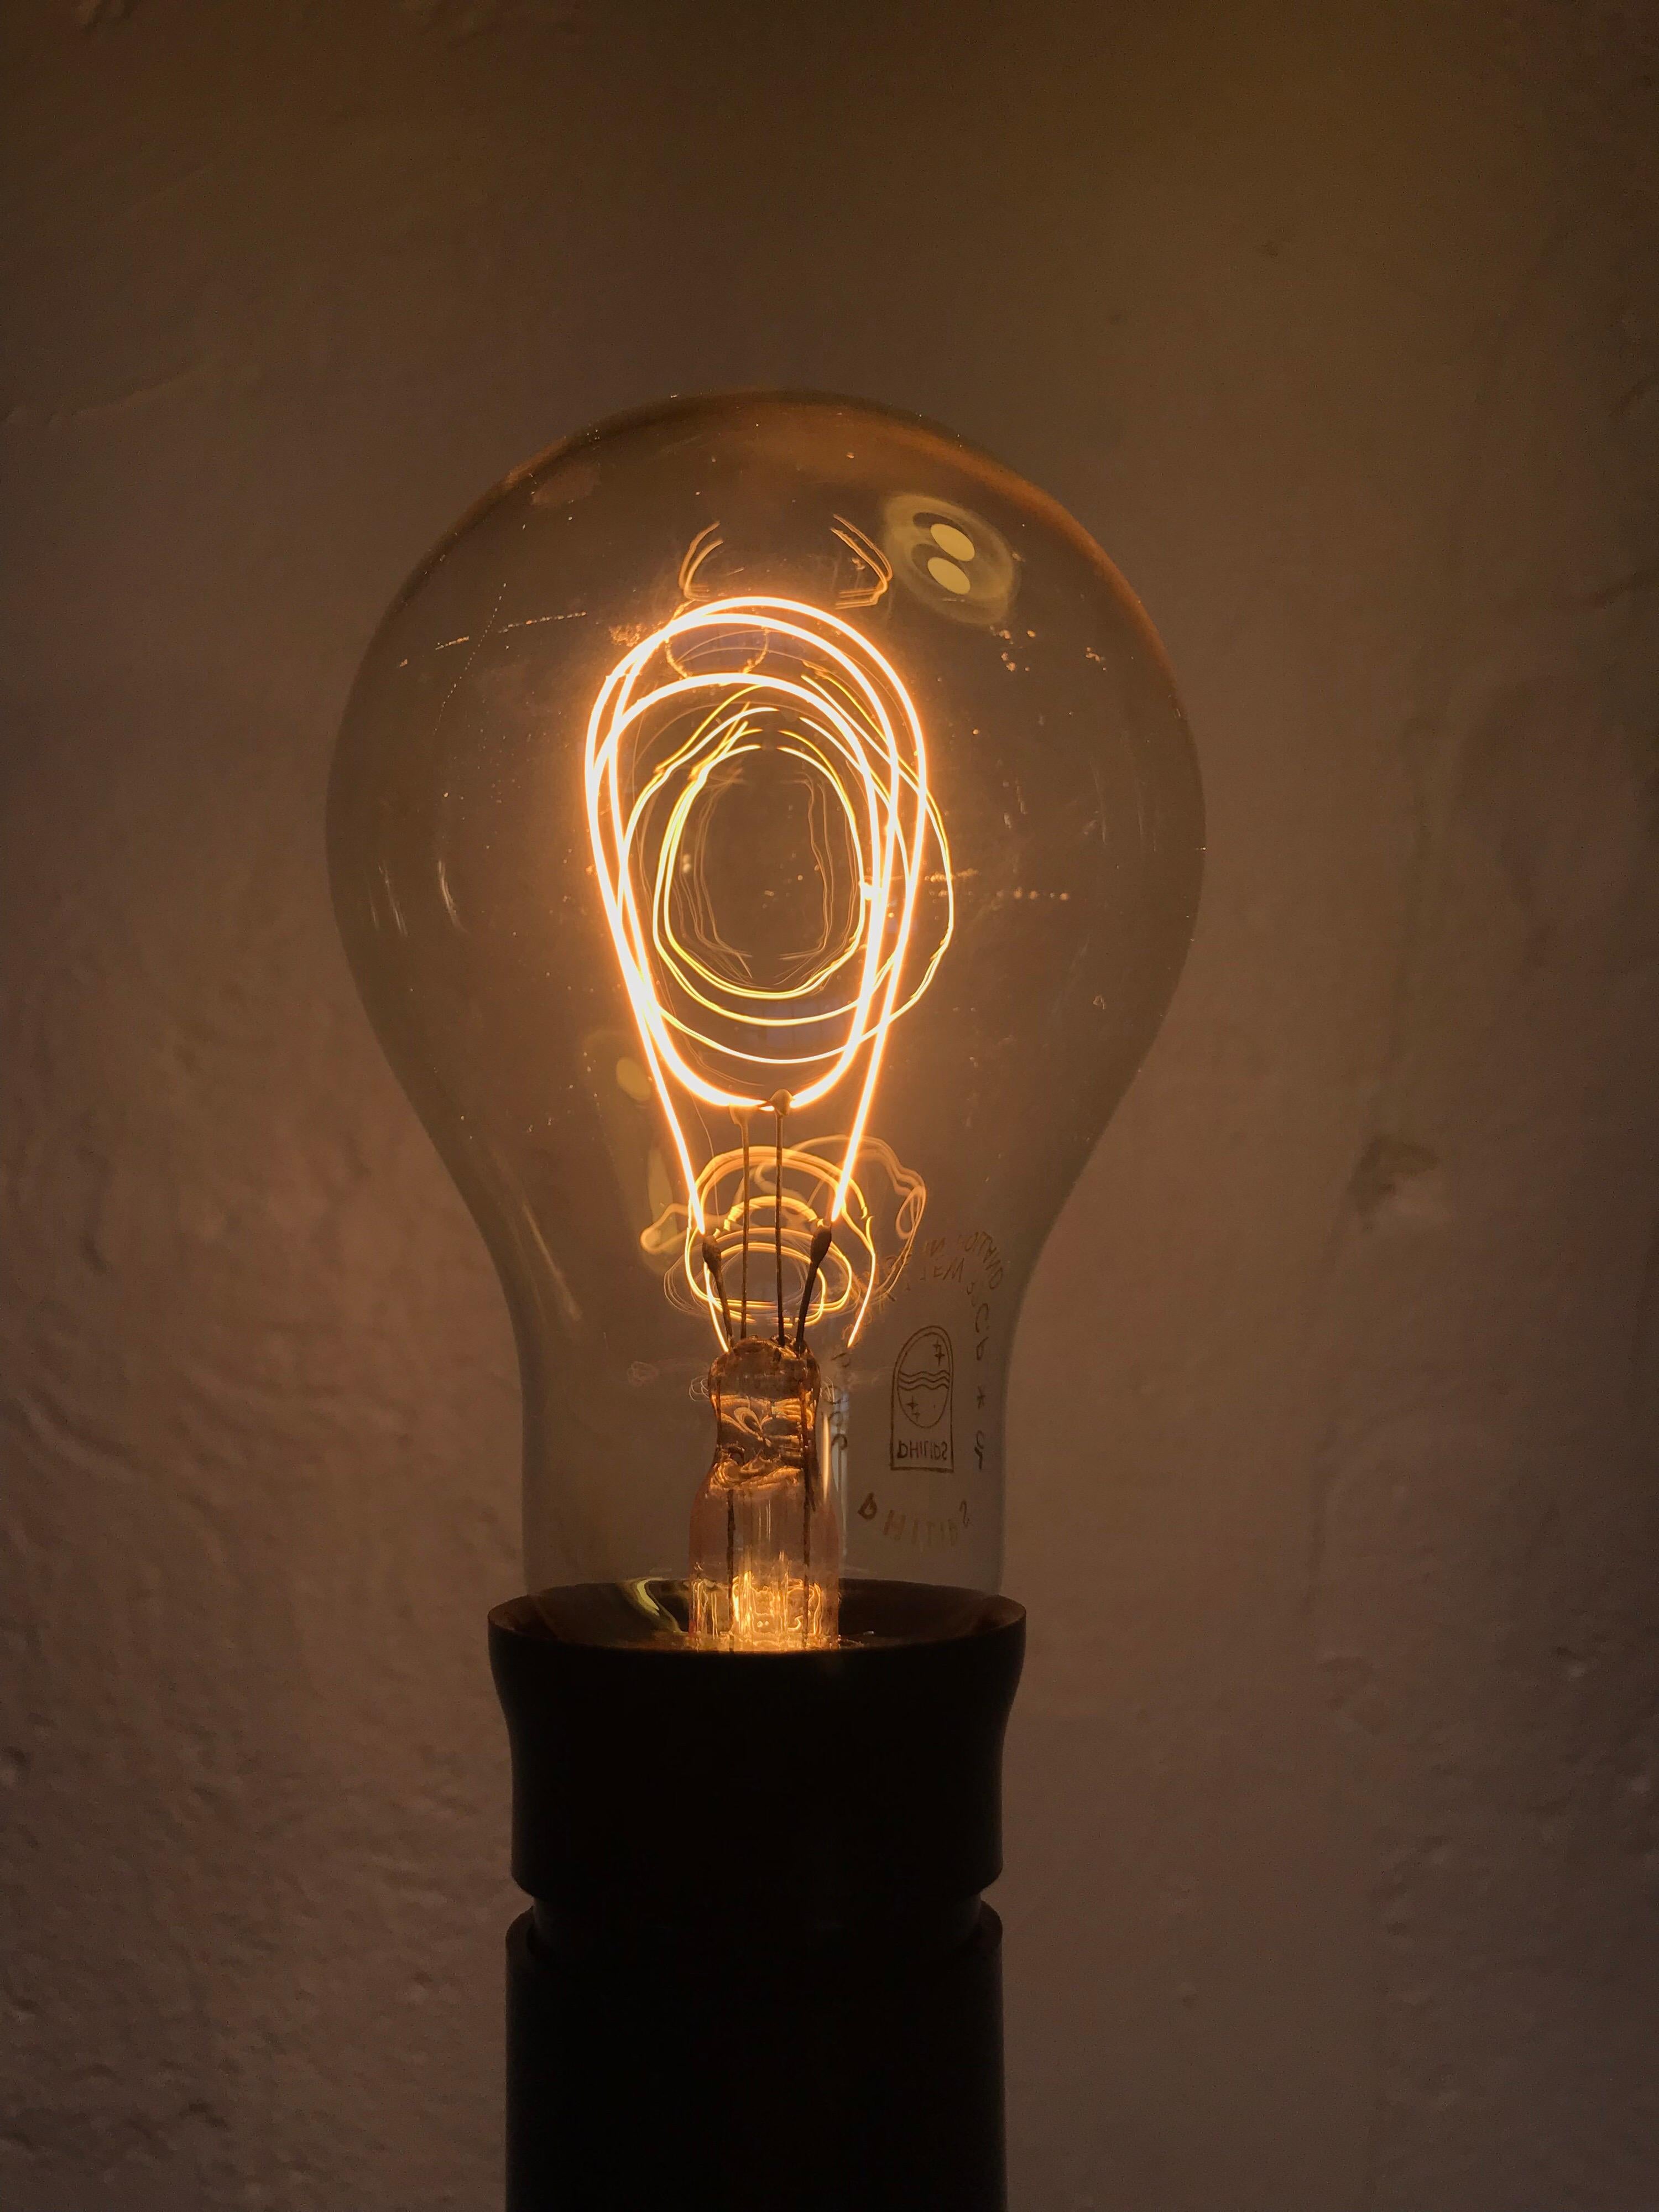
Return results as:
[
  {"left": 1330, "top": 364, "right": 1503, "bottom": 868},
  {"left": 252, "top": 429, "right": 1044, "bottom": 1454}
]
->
[{"left": 585, "top": 593, "right": 952, "bottom": 1345}]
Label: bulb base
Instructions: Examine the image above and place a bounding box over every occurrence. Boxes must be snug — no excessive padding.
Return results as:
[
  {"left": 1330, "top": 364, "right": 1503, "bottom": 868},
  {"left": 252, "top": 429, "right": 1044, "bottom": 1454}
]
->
[{"left": 489, "top": 1578, "right": 1024, "bottom": 2210}]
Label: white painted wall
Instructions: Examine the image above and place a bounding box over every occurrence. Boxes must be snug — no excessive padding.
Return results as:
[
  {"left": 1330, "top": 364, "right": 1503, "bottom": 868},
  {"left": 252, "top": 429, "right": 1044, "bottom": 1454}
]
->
[{"left": 3, "top": 3, "right": 1655, "bottom": 2205}]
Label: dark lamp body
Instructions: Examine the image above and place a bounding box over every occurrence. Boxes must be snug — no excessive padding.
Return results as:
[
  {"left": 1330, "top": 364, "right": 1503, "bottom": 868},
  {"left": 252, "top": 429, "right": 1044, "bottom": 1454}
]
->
[{"left": 491, "top": 1579, "right": 1024, "bottom": 2211}]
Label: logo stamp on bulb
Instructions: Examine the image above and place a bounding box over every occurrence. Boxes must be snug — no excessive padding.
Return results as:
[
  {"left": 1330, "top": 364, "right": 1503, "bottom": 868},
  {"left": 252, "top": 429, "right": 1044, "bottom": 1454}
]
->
[{"left": 890, "top": 1326, "right": 954, "bottom": 1472}]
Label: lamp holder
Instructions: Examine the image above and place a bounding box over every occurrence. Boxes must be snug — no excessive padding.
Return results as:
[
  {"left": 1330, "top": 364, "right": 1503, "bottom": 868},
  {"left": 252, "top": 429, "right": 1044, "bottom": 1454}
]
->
[{"left": 491, "top": 1579, "right": 1024, "bottom": 2211}]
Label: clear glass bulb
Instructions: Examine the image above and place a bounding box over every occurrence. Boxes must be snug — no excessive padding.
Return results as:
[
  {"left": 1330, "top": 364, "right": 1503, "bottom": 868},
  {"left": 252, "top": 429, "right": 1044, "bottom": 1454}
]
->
[{"left": 329, "top": 393, "right": 1201, "bottom": 1640}]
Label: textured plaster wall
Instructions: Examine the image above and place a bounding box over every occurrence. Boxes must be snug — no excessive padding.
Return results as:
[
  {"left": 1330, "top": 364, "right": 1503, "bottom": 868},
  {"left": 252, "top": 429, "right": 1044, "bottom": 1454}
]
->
[{"left": 3, "top": 3, "right": 1657, "bottom": 2207}]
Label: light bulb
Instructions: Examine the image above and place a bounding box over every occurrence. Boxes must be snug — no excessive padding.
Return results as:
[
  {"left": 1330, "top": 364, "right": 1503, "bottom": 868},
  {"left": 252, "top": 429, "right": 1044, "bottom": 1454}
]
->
[{"left": 330, "top": 393, "right": 1201, "bottom": 1644}]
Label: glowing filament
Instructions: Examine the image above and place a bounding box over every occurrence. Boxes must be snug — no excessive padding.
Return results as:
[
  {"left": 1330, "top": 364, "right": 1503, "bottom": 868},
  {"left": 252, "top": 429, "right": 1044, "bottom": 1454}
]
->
[{"left": 585, "top": 592, "right": 951, "bottom": 1342}]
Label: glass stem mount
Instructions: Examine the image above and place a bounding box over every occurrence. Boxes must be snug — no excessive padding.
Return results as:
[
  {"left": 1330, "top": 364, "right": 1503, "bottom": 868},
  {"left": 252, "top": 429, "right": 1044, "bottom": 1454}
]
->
[{"left": 688, "top": 1336, "right": 839, "bottom": 1651}]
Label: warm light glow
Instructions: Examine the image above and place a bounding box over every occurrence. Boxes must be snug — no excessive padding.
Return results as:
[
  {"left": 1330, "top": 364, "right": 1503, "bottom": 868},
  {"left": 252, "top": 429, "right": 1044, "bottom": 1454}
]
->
[{"left": 585, "top": 590, "right": 951, "bottom": 1347}]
